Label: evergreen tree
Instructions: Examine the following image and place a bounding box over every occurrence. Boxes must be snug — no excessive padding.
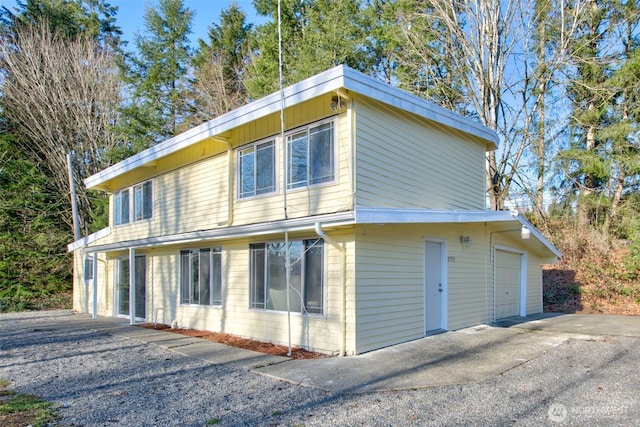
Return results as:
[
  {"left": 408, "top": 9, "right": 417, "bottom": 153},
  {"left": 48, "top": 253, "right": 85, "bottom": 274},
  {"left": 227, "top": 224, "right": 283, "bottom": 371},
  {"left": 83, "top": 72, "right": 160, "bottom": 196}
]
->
[
  {"left": 0, "top": 0, "right": 122, "bottom": 47},
  {"left": 189, "top": 3, "right": 252, "bottom": 124},
  {"left": 246, "top": 0, "right": 371, "bottom": 98},
  {"left": 121, "top": 0, "right": 194, "bottom": 146}
]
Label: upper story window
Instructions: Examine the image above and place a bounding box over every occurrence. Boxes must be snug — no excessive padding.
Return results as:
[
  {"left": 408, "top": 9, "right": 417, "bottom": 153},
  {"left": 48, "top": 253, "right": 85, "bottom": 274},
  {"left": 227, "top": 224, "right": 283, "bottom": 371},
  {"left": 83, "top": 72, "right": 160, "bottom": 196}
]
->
[
  {"left": 238, "top": 139, "right": 276, "bottom": 199},
  {"left": 113, "top": 180, "right": 153, "bottom": 226},
  {"left": 114, "top": 188, "right": 130, "bottom": 225},
  {"left": 287, "top": 121, "right": 335, "bottom": 189},
  {"left": 134, "top": 181, "right": 153, "bottom": 221}
]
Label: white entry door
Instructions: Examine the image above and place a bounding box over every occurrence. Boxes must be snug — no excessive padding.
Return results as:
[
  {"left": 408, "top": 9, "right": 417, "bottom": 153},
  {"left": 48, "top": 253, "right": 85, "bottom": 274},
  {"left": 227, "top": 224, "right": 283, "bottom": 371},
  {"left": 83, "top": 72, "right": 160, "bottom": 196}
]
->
[
  {"left": 424, "top": 240, "right": 445, "bottom": 332},
  {"left": 116, "top": 255, "right": 147, "bottom": 320},
  {"left": 495, "top": 250, "right": 522, "bottom": 319}
]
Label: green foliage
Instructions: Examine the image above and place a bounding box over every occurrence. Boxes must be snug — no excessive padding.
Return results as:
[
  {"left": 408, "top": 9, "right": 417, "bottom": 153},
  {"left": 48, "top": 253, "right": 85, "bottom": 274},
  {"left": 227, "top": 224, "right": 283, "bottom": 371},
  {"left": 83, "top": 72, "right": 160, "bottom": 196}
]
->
[
  {"left": 120, "top": 0, "right": 194, "bottom": 145},
  {"left": 0, "top": 139, "right": 71, "bottom": 312},
  {"left": 0, "top": 379, "right": 57, "bottom": 427},
  {"left": 624, "top": 218, "right": 640, "bottom": 279},
  {"left": 247, "top": 0, "right": 372, "bottom": 98},
  {"left": 0, "top": 0, "right": 122, "bottom": 47}
]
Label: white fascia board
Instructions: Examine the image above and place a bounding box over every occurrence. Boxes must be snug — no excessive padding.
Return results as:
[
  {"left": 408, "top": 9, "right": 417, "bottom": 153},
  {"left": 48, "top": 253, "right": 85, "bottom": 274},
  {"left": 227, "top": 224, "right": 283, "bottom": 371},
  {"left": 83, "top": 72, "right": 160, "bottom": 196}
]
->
[
  {"left": 354, "top": 207, "right": 515, "bottom": 224},
  {"left": 81, "top": 211, "right": 355, "bottom": 254},
  {"left": 67, "top": 227, "right": 111, "bottom": 252},
  {"left": 85, "top": 66, "right": 347, "bottom": 190},
  {"left": 354, "top": 207, "right": 560, "bottom": 258},
  {"left": 86, "top": 65, "right": 496, "bottom": 189},
  {"left": 513, "top": 214, "right": 562, "bottom": 259}
]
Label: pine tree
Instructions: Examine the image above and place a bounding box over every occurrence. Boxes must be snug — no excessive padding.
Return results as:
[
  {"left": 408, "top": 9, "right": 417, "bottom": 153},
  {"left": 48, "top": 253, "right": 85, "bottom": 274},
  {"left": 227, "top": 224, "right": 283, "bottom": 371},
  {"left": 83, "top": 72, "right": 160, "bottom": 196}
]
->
[
  {"left": 121, "top": 0, "right": 194, "bottom": 146},
  {"left": 246, "top": 0, "right": 371, "bottom": 98},
  {"left": 189, "top": 3, "right": 252, "bottom": 124}
]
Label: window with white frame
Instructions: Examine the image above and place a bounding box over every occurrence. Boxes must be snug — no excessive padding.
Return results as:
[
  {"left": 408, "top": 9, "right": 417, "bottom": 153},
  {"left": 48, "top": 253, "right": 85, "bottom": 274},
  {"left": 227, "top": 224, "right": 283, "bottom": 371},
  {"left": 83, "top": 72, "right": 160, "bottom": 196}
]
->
[
  {"left": 237, "top": 139, "right": 276, "bottom": 198},
  {"left": 180, "top": 247, "right": 222, "bottom": 306},
  {"left": 84, "top": 256, "right": 94, "bottom": 282},
  {"left": 287, "top": 121, "right": 335, "bottom": 189},
  {"left": 113, "top": 180, "right": 153, "bottom": 226},
  {"left": 134, "top": 181, "right": 153, "bottom": 221},
  {"left": 250, "top": 239, "right": 324, "bottom": 314},
  {"left": 114, "top": 188, "right": 130, "bottom": 225}
]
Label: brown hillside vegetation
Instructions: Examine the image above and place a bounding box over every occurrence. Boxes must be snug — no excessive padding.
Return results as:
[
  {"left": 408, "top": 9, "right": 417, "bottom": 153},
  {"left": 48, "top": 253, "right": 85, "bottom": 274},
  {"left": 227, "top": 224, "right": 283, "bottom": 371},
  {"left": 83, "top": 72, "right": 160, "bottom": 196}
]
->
[{"left": 543, "top": 229, "right": 640, "bottom": 315}]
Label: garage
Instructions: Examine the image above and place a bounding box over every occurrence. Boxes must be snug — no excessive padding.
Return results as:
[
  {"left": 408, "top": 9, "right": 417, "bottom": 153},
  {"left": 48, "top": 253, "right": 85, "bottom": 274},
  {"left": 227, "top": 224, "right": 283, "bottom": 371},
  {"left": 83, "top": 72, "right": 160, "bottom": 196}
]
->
[{"left": 495, "top": 249, "right": 524, "bottom": 319}]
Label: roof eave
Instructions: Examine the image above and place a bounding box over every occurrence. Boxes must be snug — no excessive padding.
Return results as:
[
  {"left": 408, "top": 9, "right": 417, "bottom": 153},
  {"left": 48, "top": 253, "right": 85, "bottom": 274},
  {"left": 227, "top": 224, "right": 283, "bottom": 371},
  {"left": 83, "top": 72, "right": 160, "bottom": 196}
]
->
[{"left": 85, "top": 65, "right": 498, "bottom": 190}]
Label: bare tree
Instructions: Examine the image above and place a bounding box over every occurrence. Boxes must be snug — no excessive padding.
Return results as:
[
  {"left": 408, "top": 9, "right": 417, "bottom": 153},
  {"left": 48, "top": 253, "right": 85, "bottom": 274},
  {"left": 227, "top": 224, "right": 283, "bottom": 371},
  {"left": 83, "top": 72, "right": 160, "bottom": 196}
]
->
[
  {"left": 0, "top": 22, "right": 123, "bottom": 236},
  {"left": 188, "top": 54, "right": 247, "bottom": 126},
  {"left": 397, "top": 0, "right": 588, "bottom": 211}
]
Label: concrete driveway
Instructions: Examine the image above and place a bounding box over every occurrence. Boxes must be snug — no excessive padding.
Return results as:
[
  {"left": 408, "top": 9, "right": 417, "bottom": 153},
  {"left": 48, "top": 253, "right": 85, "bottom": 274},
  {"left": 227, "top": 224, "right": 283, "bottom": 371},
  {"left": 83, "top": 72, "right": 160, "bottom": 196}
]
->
[
  {"left": 254, "top": 313, "right": 640, "bottom": 393},
  {"left": 71, "top": 311, "right": 640, "bottom": 394}
]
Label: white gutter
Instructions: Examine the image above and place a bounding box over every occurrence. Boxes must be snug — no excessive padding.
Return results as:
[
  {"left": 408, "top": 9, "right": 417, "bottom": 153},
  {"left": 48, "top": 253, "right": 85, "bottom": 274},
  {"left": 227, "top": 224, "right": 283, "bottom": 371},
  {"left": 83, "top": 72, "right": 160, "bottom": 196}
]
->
[{"left": 315, "top": 222, "right": 347, "bottom": 357}]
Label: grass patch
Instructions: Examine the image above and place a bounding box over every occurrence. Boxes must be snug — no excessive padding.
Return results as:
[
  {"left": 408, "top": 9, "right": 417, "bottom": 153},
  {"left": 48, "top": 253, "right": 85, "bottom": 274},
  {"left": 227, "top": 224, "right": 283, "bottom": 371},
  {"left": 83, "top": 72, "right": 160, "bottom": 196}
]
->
[{"left": 0, "top": 379, "right": 57, "bottom": 427}]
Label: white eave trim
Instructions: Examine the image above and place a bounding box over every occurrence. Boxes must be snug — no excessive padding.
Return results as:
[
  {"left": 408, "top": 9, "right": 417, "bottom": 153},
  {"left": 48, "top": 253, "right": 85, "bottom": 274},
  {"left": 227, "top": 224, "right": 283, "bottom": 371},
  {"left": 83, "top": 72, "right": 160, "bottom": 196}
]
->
[
  {"left": 79, "top": 211, "right": 356, "bottom": 254},
  {"left": 85, "top": 65, "right": 498, "bottom": 190},
  {"left": 354, "top": 207, "right": 560, "bottom": 258},
  {"left": 67, "top": 227, "right": 111, "bottom": 252}
]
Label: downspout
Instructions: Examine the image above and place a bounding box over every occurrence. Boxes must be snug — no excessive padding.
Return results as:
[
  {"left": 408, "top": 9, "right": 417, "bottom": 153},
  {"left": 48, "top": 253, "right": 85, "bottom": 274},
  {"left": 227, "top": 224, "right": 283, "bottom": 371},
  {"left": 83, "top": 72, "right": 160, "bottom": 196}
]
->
[{"left": 315, "top": 222, "right": 347, "bottom": 357}]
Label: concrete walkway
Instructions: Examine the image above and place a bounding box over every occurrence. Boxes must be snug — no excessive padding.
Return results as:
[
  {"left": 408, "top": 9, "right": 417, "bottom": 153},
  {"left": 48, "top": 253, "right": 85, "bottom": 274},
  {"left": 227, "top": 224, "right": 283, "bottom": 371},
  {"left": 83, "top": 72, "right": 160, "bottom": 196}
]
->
[{"left": 50, "top": 312, "right": 640, "bottom": 394}]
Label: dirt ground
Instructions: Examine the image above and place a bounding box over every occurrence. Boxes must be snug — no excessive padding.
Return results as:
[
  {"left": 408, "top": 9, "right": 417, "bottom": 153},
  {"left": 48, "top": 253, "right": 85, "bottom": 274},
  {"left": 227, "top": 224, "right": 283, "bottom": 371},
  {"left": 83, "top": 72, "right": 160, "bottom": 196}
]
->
[{"left": 139, "top": 323, "right": 327, "bottom": 360}]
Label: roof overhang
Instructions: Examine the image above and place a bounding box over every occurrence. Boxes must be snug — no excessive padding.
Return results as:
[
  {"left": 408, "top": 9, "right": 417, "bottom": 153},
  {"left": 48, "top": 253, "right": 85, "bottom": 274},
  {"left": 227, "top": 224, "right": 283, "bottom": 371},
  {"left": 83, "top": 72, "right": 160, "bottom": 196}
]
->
[
  {"left": 85, "top": 65, "right": 498, "bottom": 191},
  {"left": 354, "top": 207, "right": 561, "bottom": 259},
  {"left": 70, "top": 207, "right": 560, "bottom": 260}
]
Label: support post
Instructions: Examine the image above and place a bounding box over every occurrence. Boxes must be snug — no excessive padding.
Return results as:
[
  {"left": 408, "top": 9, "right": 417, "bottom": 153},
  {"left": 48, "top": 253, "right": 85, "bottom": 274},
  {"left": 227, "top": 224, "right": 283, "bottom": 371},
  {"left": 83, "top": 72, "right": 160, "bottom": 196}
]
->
[
  {"left": 92, "top": 254, "right": 98, "bottom": 319},
  {"left": 129, "top": 248, "right": 136, "bottom": 325}
]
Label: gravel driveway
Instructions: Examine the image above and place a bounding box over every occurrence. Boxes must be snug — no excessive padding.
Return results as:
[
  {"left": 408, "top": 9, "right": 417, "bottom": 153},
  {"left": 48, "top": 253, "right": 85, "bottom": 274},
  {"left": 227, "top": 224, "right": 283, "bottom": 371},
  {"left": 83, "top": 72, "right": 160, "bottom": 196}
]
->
[{"left": 1, "top": 310, "right": 639, "bottom": 426}]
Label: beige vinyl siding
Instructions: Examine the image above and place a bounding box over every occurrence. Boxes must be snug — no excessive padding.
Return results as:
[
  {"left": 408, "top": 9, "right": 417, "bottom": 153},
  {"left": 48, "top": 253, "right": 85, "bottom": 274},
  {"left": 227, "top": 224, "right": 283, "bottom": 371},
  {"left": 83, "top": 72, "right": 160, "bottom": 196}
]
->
[
  {"left": 353, "top": 225, "right": 425, "bottom": 353},
  {"left": 73, "top": 251, "right": 113, "bottom": 317},
  {"left": 353, "top": 223, "right": 497, "bottom": 353},
  {"left": 232, "top": 114, "right": 354, "bottom": 224},
  {"left": 99, "top": 155, "right": 228, "bottom": 246},
  {"left": 113, "top": 231, "right": 357, "bottom": 355},
  {"left": 100, "top": 111, "right": 352, "bottom": 245},
  {"left": 526, "top": 255, "right": 544, "bottom": 314},
  {"left": 354, "top": 97, "right": 486, "bottom": 210}
]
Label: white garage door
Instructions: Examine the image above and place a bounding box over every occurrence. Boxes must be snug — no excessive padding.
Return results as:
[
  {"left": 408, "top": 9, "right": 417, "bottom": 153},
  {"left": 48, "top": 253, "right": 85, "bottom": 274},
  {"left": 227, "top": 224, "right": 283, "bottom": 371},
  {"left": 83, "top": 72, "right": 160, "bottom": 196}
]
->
[{"left": 495, "top": 250, "right": 521, "bottom": 319}]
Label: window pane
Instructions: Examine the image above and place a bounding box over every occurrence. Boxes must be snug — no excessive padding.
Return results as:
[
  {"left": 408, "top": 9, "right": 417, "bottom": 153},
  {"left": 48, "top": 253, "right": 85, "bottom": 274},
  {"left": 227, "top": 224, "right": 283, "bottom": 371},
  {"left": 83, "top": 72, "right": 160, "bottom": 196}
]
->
[
  {"left": 191, "top": 250, "right": 199, "bottom": 304},
  {"left": 304, "top": 240, "right": 324, "bottom": 314},
  {"left": 84, "top": 256, "right": 93, "bottom": 281},
  {"left": 288, "top": 132, "right": 307, "bottom": 189},
  {"left": 239, "top": 148, "right": 255, "bottom": 198},
  {"left": 143, "top": 181, "right": 153, "bottom": 219},
  {"left": 117, "top": 259, "right": 129, "bottom": 316},
  {"left": 211, "top": 249, "right": 222, "bottom": 305},
  {"left": 180, "top": 251, "right": 190, "bottom": 304},
  {"left": 134, "top": 255, "right": 146, "bottom": 319},
  {"left": 115, "top": 189, "right": 130, "bottom": 225},
  {"left": 199, "top": 249, "right": 211, "bottom": 306},
  {"left": 256, "top": 141, "right": 275, "bottom": 194},
  {"left": 134, "top": 184, "right": 143, "bottom": 221},
  {"left": 309, "top": 123, "right": 334, "bottom": 184},
  {"left": 266, "top": 242, "right": 287, "bottom": 310},
  {"left": 250, "top": 245, "right": 265, "bottom": 309},
  {"left": 287, "top": 241, "right": 302, "bottom": 313}
]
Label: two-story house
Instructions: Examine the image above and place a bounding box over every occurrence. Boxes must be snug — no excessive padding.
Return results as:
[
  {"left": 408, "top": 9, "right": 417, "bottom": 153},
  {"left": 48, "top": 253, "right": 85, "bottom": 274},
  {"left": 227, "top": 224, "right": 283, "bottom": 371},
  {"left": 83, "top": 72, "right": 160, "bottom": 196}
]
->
[{"left": 69, "top": 65, "right": 560, "bottom": 355}]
